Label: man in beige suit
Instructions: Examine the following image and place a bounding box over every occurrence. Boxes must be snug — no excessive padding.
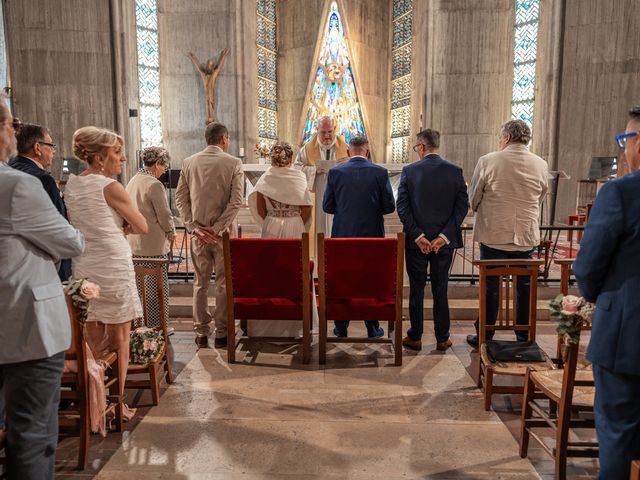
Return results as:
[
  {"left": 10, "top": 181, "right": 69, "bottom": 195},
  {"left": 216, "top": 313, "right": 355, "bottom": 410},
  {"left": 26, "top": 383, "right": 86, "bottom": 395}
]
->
[
  {"left": 176, "top": 123, "right": 244, "bottom": 348},
  {"left": 466, "top": 119, "right": 548, "bottom": 347}
]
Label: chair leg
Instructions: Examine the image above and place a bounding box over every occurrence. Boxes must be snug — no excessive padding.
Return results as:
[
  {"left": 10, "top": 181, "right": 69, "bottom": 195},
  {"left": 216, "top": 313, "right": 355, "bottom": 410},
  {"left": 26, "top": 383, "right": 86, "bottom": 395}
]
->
[
  {"left": 319, "top": 316, "right": 327, "bottom": 365},
  {"left": 241, "top": 319, "right": 248, "bottom": 336},
  {"left": 394, "top": 317, "right": 402, "bottom": 366},
  {"left": 164, "top": 350, "right": 173, "bottom": 384},
  {"left": 519, "top": 370, "right": 535, "bottom": 458},
  {"left": 150, "top": 364, "right": 160, "bottom": 406},
  {"left": 483, "top": 366, "right": 494, "bottom": 411},
  {"left": 555, "top": 398, "right": 572, "bottom": 480},
  {"left": 110, "top": 358, "right": 123, "bottom": 432},
  {"left": 78, "top": 398, "right": 90, "bottom": 470},
  {"left": 228, "top": 318, "right": 236, "bottom": 364},
  {"left": 302, "top": 315, "right": 311, "bottom": 365}
]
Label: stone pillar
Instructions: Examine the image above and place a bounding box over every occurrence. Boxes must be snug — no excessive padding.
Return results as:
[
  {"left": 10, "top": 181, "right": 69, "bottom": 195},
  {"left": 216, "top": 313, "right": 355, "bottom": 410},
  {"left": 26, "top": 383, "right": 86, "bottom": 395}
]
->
[
  {"left": 413, "top": 0, "right": 514, "bottom": 178},
  {"left": 4, "top": 0, "right": 137, "bottom": 181}
]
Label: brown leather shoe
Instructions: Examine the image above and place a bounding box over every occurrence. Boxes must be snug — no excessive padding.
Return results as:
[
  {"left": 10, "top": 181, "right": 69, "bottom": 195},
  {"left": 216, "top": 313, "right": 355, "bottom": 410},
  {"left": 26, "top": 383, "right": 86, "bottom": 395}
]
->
[
  {"left": 195, "top": 336, "right": 209, "bottom": 348},
  {"left": 436, "top": 339, "right": 453, "bottom": 351},
  {"left": 214, "top": 336, "right": 228, "bottom": 349},
  {"left": 402, "top": 336, "right": 422, "bottom": 351}
]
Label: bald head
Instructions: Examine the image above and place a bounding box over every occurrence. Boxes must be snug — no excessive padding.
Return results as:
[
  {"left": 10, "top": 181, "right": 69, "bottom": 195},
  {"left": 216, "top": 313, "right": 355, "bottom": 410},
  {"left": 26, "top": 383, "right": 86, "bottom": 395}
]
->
[{"left": 317, "top": 116, "right": 337, "bottom": 146}]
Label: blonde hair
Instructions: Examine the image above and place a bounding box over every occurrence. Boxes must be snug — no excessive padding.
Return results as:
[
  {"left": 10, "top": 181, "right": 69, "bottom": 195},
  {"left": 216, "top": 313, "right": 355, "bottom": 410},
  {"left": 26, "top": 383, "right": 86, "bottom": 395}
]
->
[
  {"left": 73, "top": 126, "right": 123, "bottom": 165},
  {"left": 270, "top": 142, "right": 293, "bottom": 167}
]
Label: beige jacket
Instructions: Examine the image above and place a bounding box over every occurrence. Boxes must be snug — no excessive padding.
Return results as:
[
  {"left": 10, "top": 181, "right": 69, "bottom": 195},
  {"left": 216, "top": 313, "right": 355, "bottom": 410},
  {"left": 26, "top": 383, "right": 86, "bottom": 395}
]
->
[
  {"left": 469, "top": 144, "right": 548, "bottom": 248},
  {"left": 126, "top": 172, "right": 175, "bottom": 256},
  {"left": 175, "top": 145, "right": 244, "bottom": 234}
]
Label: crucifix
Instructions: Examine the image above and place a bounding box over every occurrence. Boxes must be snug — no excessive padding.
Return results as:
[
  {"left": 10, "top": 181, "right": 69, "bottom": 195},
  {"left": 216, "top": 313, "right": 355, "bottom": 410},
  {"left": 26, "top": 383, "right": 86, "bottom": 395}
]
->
[{"left": 187, "top": 47, "right": 230, "bottom": 125}]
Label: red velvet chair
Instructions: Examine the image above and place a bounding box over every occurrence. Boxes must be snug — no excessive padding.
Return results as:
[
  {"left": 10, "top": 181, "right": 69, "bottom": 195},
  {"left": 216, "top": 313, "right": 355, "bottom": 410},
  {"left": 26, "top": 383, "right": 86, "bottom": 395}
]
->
[
  {"left": 222, "top": 232, "right": 312, "bottom": 364},
  {"left": 317, "top": 232, "right": 404, "bottom": 366}
]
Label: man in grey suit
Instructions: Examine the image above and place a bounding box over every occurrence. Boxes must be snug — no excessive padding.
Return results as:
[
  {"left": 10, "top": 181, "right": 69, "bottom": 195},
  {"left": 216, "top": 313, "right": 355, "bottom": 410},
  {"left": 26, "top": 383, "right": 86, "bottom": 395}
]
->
[{"left": 0, "top": 99, "right": 85, "bottom": 480}]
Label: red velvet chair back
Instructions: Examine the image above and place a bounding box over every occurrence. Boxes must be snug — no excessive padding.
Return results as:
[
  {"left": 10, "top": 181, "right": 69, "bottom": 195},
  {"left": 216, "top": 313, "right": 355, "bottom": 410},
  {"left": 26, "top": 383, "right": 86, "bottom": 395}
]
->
[
  {"left": 323, "top": 237, "right": 399, "bottom": 301},
  {"left": 228, "top": 238, "right": 304, "bottom": 301}
]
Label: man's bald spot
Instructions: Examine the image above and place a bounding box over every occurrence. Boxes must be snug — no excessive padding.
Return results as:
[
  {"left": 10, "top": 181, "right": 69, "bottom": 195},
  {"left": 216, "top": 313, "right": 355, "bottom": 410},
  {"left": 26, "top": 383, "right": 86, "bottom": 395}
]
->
[{"left": 318, "top": 116, "right": 335, "bottom": 129}]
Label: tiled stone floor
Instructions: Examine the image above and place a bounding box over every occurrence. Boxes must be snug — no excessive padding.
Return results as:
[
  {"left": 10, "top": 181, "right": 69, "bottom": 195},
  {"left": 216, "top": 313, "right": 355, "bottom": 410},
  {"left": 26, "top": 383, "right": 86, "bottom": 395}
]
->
[{"left": 54, "top": 319, "right": 598, "bottom": 479}]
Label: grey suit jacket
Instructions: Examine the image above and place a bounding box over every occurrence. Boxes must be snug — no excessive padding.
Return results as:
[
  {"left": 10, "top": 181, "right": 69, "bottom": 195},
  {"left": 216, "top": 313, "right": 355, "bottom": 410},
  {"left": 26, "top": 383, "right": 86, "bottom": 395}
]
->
[{"left": 0, "top": 163, "right": 85, "bottom": 364}]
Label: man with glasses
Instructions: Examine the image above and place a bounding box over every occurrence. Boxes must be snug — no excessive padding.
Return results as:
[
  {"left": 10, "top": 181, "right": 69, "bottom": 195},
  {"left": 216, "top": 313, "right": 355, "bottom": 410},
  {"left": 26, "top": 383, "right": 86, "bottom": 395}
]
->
[
  {"left": 573, "top": 106, "right": 640, "bottom": 479},
  {"left": 8, "top": 123, "right": 71, "bottom": 280},
  {"left": 397, "top": 129, "right": 468, "bottom": 351}
]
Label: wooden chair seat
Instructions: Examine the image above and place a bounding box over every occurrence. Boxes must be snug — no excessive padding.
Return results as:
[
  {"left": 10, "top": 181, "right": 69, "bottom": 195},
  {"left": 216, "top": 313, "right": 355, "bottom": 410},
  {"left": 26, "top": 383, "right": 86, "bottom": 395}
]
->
[
  {"left": 480, "top": 343, "right": 555, "bottom": 376},
  {"left": 530, "top": 367, "right": 595, "bottom": 408}
]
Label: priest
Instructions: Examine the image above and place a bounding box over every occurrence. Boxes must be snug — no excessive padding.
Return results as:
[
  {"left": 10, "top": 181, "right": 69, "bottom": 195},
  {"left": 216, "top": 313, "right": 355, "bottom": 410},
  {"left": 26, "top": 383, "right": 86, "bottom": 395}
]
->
[{"left": 294, "top": 115, "right": 348, "bottom": 237}]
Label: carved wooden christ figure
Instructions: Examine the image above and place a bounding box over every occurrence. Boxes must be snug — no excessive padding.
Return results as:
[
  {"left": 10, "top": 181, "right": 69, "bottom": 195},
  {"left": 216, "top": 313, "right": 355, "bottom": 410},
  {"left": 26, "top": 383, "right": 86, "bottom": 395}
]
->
[{"left": 187, "top": 47, "right": 230, "bottom": 125}]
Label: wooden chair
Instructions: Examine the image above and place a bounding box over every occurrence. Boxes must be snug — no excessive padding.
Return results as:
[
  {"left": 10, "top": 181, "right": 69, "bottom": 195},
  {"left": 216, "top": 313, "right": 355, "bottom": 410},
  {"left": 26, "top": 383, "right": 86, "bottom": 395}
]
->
[
  {"left": 520, "top": 322, "right": 597, "bottom": 480},
  {"left": 474, "top": 259, "right": 555, "bottom": 411},
  {"left": 631, "top": 460, "right": 640, "bottom": 480},
  {"left": 223, "top": 232, "right": 313, "bottom": 364},
  {"left": 126, "top": 259, "right": 173, "bottom": 406},
  {"left": 59, "top": 294, "right": 123, "bottom": 470},
  {"left": 318, "top": 233, "right": 404, "bottom": 366}
]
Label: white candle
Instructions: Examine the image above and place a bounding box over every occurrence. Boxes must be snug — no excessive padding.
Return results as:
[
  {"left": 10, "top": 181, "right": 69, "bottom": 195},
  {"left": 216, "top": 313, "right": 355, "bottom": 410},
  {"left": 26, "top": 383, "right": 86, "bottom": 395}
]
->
[{"left": 239, "top": 147, "right": 245, "bottom": 157}]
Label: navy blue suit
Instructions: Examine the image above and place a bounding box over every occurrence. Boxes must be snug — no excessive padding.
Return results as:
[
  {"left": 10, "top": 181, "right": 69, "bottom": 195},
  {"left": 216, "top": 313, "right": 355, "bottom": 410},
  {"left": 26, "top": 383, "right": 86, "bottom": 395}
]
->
[
  {"left": 8, "top": 155, "right": 72, "bottom": 281},
  {"left": 323, "top": 156, "right": 395, "bottom": 238},
  {"left": 573, "top": 171, "right": 640, "bottom": 479},
  {"left": 323, "top": 156, "right": 395, "bottom": 335},
  {"left": 396, "top": 154, "right": 468, "bottom": 343}
]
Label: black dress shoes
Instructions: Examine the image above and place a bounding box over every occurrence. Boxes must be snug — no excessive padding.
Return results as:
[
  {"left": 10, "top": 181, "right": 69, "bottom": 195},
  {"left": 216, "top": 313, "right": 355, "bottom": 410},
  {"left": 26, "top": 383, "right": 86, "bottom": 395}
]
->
[
  {"left": 195, "top": 336, "right": 209, "bottom": 348},
  {"left": 214, "top": 336, "right": 228, "bottom": 348},
  {"left": 466, "top": 334, "right": 479, "bottom": 348}
]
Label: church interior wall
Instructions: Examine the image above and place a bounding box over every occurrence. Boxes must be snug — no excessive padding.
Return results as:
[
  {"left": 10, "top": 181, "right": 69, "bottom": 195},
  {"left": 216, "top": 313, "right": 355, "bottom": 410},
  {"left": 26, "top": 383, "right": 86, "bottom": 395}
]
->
[
  {"left": 158, "top": 0, "right": 256, "bottom": 169},
  {"left": 545, "top": 0, "right": 640, "bottom": 222}
]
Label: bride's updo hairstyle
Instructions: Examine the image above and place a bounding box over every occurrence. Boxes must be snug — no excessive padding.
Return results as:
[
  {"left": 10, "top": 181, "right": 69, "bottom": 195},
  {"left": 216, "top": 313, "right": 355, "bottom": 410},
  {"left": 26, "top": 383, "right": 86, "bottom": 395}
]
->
[
  {"left": 73, "top": 126, "right": 123, "bottom": 165},
  {"left": 269, "top": 142, "right": 293, "bottom": 167}
]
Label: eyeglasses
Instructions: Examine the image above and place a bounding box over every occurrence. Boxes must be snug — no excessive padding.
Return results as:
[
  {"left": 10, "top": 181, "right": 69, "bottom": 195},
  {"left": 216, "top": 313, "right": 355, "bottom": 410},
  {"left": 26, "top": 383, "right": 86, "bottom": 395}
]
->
[
  {"left": 38, "top": 141, "right": 57, "bottom": 150},
  {"left": 412, "top": 143, "right": 426, "bottom": 152},
  {"left": 615, "top": 131, "right": 639, "bottom": 148}
]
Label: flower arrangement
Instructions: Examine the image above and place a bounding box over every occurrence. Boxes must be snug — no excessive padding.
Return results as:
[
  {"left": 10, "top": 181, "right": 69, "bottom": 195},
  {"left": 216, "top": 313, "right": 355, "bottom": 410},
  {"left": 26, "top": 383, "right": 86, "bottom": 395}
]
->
[
  {"left": 130, "top": 326, "right": 165, "bottom": 364},
  {"left": 549, "top": 294, "right": 595, "bottom": 351},
  {"left": 255, "top": 143, "right": 270, "bottom": 159},
  {"left": 63, "top": 278, "right": 101, "bottom": 325}
]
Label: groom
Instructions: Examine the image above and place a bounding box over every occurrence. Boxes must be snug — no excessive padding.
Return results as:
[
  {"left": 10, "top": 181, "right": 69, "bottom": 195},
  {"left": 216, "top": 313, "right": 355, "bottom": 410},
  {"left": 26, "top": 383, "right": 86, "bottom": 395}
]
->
[{"left": 322, "top": 136, "right": 396, "bottom": 338}]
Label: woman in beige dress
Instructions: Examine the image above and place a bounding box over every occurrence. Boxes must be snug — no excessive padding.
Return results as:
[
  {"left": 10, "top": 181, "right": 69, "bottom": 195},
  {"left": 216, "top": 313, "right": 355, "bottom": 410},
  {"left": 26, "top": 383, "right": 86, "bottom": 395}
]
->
[{"left": 64, "top": 126, "right": 148, "bottom": 417}]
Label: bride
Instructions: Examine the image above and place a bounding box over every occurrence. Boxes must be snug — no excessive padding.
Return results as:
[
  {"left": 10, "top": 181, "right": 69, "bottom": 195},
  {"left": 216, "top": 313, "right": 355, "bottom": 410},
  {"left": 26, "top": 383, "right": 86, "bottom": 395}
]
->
[{"left": 248, "top": 142, "right": 315, "bottom": 337}]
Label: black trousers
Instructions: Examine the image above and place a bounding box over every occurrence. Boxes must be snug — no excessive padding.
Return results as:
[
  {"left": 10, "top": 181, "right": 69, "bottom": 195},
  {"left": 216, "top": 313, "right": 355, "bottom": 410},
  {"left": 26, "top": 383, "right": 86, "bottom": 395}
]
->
[
  {"left": 0, "top": 351, "right": 64, "bottom": 480},
  {"left": 406, "top": 247, "right": 454, "bottom": 343}
]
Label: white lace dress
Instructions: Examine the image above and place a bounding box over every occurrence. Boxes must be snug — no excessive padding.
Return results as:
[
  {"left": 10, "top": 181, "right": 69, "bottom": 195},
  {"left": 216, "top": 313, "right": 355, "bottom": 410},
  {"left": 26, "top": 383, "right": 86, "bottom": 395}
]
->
[{"left": 64, "top": 174, "right": 142, "bottom": 323}]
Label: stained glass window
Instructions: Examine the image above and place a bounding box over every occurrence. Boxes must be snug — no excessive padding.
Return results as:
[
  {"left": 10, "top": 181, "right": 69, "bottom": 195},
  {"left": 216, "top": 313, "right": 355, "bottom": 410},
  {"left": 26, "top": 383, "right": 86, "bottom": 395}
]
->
[
  {"left": 301, "top": 1, "right": 366, "bottom": 145},
  {"left": 257, "top": 0, "right": 278, "bottom": 148},
  {"left": 390, "top": 0, "right": 413, "bottom": 163},
  {"left": 0, "top": 0, "right": 9, "bottom": 106},
  {"left": 135, "top": 0, "right": 162, "bottom": 147},
  {"left": 511, "top": 0, "right": 539, "bottom": 130}
]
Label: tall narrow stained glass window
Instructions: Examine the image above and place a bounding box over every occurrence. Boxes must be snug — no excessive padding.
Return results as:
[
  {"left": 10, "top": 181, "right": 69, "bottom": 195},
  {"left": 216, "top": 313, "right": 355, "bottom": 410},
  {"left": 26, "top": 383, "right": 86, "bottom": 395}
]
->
[
  {"left": 390, "top": 0, "right": 413, "bottom": 163},
  {"left": 0, "top": 1, "right": 9, "bottom": 98},
  {"left": 257, "top": 0, "right": 278, "bottom": 149},
  {"left": 511, "top": 0, "right": 539, "bottom": 130},
  {"left": 301, "top": 1, "right": 365, "bottom": 144},
  {"left": 135, "top": 0, "right": 162, "bottom": 147}
]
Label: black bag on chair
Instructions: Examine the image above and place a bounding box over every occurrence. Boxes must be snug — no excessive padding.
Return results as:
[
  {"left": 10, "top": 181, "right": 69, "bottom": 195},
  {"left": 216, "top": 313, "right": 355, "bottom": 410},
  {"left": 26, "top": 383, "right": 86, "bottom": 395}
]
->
[{"left": 485, "top": 340, "right": 545, "bottom": 362}]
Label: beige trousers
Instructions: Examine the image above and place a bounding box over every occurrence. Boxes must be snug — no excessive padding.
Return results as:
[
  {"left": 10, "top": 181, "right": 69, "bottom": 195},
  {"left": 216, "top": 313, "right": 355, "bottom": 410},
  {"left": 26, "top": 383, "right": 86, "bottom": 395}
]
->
[{"left": 191, "top": 237, "right": 227, "bottom": 338}]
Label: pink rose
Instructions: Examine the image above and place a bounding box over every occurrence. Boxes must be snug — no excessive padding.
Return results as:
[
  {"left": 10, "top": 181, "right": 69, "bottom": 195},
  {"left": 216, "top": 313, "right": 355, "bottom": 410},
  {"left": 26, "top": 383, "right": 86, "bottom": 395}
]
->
[
  {"left": 561, "top": 295, "right": 583, "bottom": 314},
  {"left": 80, "top": 281, "right": 100, "bottom": 300},
  {"left": 149, "top": 341, "right": 158, "bottom": 351},
  {"left": 143, "top": 340, "right": 151, "bottom": 351}
]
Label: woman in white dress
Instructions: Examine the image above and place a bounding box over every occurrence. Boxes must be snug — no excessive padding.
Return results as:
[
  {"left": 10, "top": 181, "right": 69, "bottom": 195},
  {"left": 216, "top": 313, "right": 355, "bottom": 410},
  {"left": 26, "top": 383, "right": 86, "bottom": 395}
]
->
[
  {"left": 64, "top": 126, "right": 148, "bottom": 417},
  {"left": 248, "top": 142, "right": 314, "bottom": 337}
]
